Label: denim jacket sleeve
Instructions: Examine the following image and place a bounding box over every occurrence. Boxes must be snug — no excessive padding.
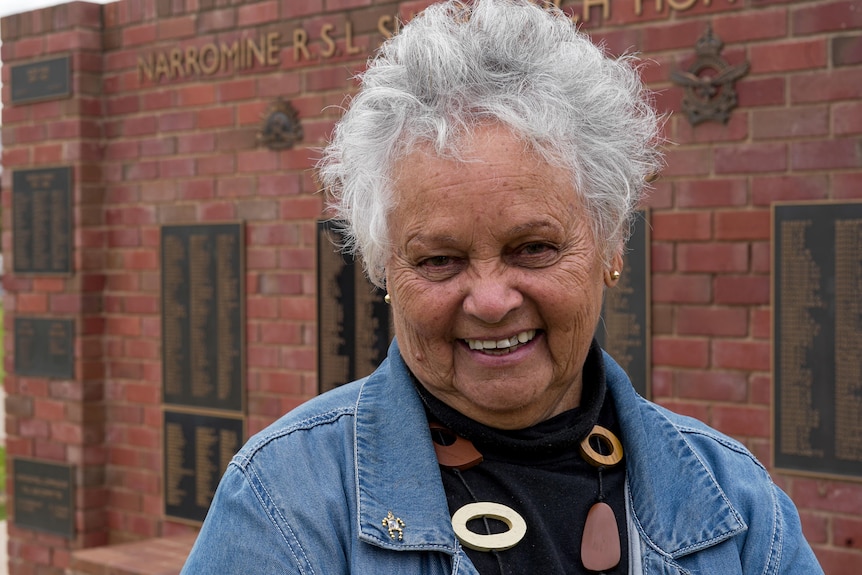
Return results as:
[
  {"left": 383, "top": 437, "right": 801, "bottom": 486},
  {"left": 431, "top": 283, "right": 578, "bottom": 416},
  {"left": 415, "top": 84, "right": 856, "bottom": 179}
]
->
[
  {"left": 180, "top": 400, "right": 362, "bottom": 575},
  {"left": 180, "top": 462, "right": 319, "bottom": 574},
  {"left": 771, "top": 483, "right": 824, "bottom": 574}
]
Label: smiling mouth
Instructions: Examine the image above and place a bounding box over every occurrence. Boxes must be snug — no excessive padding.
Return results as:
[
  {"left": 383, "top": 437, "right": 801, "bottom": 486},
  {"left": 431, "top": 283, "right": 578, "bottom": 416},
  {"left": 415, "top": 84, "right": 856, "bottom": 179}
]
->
[{"left": 464, "top": 329, "right": 537, "bottom": 355}]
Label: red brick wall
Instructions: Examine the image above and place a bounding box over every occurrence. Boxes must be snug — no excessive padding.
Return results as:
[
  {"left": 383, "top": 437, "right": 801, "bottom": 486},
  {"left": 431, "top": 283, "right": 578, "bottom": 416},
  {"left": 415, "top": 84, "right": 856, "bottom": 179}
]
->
[{"left": 1, "top": 0, "right": 861, "bottom": 573}]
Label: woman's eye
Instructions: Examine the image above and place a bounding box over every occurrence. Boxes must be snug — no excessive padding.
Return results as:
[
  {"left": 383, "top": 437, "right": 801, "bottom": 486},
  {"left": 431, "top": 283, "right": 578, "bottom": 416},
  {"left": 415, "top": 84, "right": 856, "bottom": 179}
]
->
[
  {"left": 521, "top": 243, "right": 551, "bottom": 255},
  {"left": 416, "top": 255, "right": 464, "bottom": 280},
  {"left": 421, "top": 256, "right": 454, "bottom": 268},
  {"left": 511, "top": 242, "right": 559, "bottom": 266}
]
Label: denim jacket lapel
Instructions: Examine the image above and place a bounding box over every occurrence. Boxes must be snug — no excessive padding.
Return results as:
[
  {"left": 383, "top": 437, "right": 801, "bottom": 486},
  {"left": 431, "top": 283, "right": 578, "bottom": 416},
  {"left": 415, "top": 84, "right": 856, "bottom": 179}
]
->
[
  {"left": 604, "top": 351, "right": 747, "bottom": 563},
  {"left": 354, "top": 340, "right": 460, "bottom": 555}
]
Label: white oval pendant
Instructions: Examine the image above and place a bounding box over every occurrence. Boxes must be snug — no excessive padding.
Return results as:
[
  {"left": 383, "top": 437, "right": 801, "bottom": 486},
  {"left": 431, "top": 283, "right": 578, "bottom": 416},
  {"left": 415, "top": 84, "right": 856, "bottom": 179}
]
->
[{"left": 451, "top": 502, "right": 527, "bottom": 552}]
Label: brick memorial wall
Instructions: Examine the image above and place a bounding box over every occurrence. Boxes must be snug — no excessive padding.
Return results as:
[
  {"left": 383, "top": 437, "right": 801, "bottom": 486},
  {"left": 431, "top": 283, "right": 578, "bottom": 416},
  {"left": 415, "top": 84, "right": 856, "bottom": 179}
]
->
[{"left": 0, "top": 0, "right": 861, "bottom": 573}]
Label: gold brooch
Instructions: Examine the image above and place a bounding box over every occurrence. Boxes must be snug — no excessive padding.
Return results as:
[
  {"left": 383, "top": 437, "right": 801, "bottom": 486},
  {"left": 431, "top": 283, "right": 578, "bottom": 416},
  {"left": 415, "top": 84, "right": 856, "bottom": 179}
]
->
[{"left": 382, "top": 511, "right": 405, "bottom": 540}]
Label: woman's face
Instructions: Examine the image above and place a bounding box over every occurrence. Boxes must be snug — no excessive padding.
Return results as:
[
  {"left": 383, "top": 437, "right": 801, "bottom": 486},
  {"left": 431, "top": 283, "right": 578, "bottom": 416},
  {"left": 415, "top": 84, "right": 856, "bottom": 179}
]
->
[{"left": 386, "top": 125, "right": 622, "bottom": 430}]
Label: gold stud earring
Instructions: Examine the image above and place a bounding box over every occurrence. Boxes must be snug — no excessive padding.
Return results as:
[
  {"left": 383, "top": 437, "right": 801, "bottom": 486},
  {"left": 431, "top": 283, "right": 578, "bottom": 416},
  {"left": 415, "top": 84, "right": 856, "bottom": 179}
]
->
[
  {"left": 610, "top": 271, "right": 620, "bottom": 281},
  {"left": 384, "top": 293, "right": 391, "bottom": 304}
]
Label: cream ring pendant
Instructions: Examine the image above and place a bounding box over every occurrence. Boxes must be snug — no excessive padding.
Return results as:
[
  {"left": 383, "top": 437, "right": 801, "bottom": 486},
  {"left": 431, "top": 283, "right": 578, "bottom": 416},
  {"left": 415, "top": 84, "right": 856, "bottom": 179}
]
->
[{"left": 451, "top": 502, "right": 527, "bottom": 552}]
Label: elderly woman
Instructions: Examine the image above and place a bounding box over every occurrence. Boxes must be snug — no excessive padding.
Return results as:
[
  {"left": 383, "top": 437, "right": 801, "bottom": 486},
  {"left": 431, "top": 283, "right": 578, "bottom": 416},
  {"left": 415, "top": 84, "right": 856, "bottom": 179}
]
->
[{"left": 182, "top": 1, "right": 822, "bottom": 573}]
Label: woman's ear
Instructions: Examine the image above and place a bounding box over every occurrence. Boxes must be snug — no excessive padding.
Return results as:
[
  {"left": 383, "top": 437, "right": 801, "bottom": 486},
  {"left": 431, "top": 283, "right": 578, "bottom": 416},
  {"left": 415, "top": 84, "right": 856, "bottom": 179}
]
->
[{"left": 604, "top": 251, "right": 624, "bottom": 287}]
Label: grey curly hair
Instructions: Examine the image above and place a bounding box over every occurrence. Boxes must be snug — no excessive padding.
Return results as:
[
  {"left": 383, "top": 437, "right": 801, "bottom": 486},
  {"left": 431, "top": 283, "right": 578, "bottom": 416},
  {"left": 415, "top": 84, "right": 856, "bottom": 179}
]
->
[{"left": 318, "top": 0, "right": 663, "bottom": 288}]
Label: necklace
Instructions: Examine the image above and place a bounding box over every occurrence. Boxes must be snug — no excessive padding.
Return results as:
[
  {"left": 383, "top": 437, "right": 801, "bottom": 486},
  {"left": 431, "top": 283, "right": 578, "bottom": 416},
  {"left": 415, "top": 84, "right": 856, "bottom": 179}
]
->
[{"left": 431, "top": 422, "right": 624, "bottom": 572}]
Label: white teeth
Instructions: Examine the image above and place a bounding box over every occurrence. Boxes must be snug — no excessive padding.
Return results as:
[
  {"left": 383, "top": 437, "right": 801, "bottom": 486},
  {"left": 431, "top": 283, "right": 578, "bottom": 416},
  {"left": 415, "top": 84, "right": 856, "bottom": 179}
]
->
[{"left": 466, "top": 330, "right": 536, "bottom": 351}]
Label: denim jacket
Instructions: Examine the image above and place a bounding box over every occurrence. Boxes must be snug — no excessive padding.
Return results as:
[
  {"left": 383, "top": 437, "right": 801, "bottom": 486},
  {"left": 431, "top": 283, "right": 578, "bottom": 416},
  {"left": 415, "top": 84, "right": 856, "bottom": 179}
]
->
[{"left": 182, "top": 340, "right": 822, "bottom": 574}]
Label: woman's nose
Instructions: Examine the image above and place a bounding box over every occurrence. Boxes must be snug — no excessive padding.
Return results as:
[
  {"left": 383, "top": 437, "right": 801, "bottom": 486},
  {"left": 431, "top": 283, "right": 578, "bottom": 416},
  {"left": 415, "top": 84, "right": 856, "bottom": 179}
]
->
[{"left": 462, "top": 267, "right": 523, "bottom": 324}]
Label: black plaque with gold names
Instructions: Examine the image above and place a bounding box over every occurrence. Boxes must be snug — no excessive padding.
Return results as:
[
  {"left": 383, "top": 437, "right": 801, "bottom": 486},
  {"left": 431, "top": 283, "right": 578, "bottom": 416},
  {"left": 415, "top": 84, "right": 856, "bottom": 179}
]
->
[
  {"left": 317, "top": 220, "right": 392, "bottom": 394},
  {"left": 163, "top": 409, "right": 244, "bottom": 523},
  {"left": 161, "top": 223, "right": 245, "bottom": 413},
  {"left": 13, "top": 167, "right": 73, "bottom": 275},
  {"left": 773, "top": 201, "right": 862, "bottom": 481},
  {"left": 14, "top": 317, "right": 75, "bottom": 379},
  {"left": 13, "top": 458, "right": 75, "bottom": 538},
  {"left": 595, "top": 210, "right": 651, "bottom": 399},
  {"left": 10, "top": 55, "right": 71, "bottom": 105}
]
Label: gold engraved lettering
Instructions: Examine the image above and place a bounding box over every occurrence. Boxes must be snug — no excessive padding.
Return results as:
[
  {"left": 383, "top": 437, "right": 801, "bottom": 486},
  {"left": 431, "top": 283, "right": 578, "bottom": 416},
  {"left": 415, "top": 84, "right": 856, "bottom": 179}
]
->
[
  {"left": 667, "top": 0, "right": 697, "bottom": 10},
  {"left": 155, "top": 52, "right": 171, "bottom": 81},
  {"left": 189, "top": 234, "right": 215, "bottom": 400},
  {"left": 247, "top": 36, "right": 266, "bottom": 67},
  {"left": 185, "top": 46, "right": 201, "bottom": 76},
  {"left": 634, "top": 0, "right": 661, "bottom": 16},
  {"left": 834, "top": 219, "right": 862, "bottom": 463},
  {"left": 137, "top": 55, "right": 155, "bottom": 81},
  {"left": 778, "top": 220, "right": 823, "bottom": 458},
  {"left": 195, "top": 426, "right": 218, "bottom": 508},
  {"left": 26, "top": 65, "right": 49, "bottom": 83},
  {"left": 163, "top": 235, "right": 186, "bottom": 398},
  {"left": 221, "top": 41, "right": 240, "bottom": 72},
  {"left": 635, "top": 0, "right": 706, "bottom": 15},
  {"left": 200, "top": 44, "right": 219, "bottom": 75},
  {"left": 216, "top": 233, "right": 240, "bottom": 401},
  {"left": 345, "top": 21, "right": 361, "bottom": 55},
  {"left": 321, "top": 24, "right": 337, "bottom": 58},
  {"left": 165, "top": 422, "right": 192, "bottom": 506},
  {"left": 293, "top": 28, "right": 311, "bottom": 61},
  {"left": 170, "top": 48, "right": 185, "bottom": 79},
  {"left": 266, "top": 32, "right": 280, "bottom": 65},
  {"left": 378, "top": 15, "right": 397, "bottom": 39}
]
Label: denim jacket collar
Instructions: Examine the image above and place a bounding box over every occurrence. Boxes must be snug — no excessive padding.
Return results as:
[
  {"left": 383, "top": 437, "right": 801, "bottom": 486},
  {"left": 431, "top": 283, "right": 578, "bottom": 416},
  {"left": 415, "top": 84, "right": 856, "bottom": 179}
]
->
[
  {"left": 354, "top": 343, "right": 459, "bottom": 554},
  {"left": 353, "top": 340, "right": 746, "bottom": 560},
  {"left": 602, "top": 350, "right": 747, "bottom": 559}
]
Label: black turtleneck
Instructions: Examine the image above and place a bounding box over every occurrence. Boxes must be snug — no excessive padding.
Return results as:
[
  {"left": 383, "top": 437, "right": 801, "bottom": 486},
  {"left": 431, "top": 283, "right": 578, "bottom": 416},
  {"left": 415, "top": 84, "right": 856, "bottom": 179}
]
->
[{"left": 414, "top": 341, "right": 628, "bottom": 575}]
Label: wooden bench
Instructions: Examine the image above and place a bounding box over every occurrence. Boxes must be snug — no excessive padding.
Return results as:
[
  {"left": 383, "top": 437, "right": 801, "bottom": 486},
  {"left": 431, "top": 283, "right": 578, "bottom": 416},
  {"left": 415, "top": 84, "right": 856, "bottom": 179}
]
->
[{"left": 67, "top": 534, "right": 197, "bottom": 575}]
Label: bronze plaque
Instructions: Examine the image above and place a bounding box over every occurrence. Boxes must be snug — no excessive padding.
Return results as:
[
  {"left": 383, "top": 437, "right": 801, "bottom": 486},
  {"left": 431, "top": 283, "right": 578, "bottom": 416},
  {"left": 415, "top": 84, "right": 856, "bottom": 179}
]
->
[
  {"left": 10, "top": 55, "right": 71, "bottom": 105},
  {"left": 317, "top": 221, "right": 392, "bottom": 393},
  {"left": 595, "top": 210, "right": 651, "bottom": 398},
  {"left": 13, "top": 167, "right": 73, "bottom": 274},
  {"left": 13, "top": 458, "right": 75, "bottom": 537},
  {"left": 14, "top": 317, "right": 75, "bottom": 379},
  {"left": 164, "top": 410, "right": 244, "bottom": 523},
  {"left": 773, "top": 202, "right": 862, "bottom": 481},
  {"left": 162, "top": 224, "right": 245, "bottom": 413}
]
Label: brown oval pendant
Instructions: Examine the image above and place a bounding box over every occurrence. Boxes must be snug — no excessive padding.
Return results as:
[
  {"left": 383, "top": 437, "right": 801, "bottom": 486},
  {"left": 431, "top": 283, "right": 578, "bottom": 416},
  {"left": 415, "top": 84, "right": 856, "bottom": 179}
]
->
[{"left": 581, "top": 501, "right": 621, "bottom": 572}]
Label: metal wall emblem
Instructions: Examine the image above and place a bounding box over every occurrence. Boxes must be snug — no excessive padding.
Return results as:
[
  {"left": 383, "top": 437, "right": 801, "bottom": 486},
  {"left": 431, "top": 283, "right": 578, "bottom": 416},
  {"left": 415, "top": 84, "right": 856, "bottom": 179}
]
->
[
  {"left": 258, "top": 98, "right": 303, "bottom": 150},
  {"left": 671, "top": 25, "right": 749, "bottom": 126}
]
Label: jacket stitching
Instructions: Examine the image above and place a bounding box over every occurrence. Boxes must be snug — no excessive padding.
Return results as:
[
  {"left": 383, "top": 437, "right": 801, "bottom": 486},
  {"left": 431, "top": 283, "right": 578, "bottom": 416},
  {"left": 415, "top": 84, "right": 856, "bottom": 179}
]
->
[{"left": 240, "top": 460, "right": 316, "bottom": 575}]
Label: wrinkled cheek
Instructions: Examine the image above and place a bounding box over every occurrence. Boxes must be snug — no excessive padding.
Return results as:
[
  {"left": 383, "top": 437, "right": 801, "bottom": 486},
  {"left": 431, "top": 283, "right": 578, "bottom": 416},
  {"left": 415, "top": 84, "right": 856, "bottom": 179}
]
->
[
  {"left": 391, "top": 310, "right": 432, "bottom": 364},
  {"left": 551, "top": 306, "right": 599, "bottom": 368}
]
